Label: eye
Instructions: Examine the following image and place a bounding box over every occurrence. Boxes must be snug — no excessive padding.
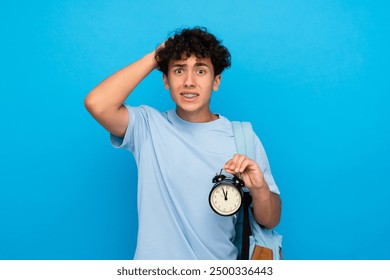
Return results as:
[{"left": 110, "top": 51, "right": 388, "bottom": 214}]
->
[
  {"left": 197, "top": 69, "right": 207, "bottom": 75},
  {"left": 174, "top": 68, "right": 184, "bottom": 75}
]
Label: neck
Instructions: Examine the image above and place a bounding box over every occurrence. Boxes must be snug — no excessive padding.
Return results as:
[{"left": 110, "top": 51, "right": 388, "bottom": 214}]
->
[{"left": 175, "top": 108, "right": 219, "bottom": 123}]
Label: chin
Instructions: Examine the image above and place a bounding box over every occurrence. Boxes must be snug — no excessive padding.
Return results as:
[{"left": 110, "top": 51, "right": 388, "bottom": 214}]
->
[{"left": 177, "top": 105, "right": 203, "bottom": 114}]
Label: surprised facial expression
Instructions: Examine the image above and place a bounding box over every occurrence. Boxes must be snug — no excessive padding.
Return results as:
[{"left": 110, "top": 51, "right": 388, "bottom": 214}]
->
[{"left": 163, "top": 55, "right": 221, "bottom": 122}]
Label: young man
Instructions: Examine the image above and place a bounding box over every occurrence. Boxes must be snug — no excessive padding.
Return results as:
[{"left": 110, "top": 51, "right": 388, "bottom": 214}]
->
[{"left": 85, "top": 27, "right": 281, "bottom": 260}]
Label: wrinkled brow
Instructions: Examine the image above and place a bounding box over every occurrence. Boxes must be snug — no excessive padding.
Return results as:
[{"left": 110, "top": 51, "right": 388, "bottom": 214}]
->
[{"left": 171, "top": 62, "right": 211, "bottom": 68}]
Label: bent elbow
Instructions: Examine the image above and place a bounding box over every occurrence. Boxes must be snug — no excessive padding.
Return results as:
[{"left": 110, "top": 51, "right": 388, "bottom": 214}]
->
[{"left": 84, "top": 93, "right": 104, "bottom": 117}]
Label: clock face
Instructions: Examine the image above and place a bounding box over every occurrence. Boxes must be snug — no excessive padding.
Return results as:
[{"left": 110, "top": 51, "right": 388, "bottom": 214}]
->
[{"left": 209, "top": 182, "right": 242, "bottom": 216}]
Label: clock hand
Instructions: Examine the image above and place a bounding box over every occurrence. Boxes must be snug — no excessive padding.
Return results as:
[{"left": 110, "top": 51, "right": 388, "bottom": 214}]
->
[{"left": 223, "top": 188, "right": 228, "bottom": 201}]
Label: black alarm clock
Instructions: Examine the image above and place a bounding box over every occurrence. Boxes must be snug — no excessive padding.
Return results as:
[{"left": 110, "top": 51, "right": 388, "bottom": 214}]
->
[{"left": 209, "top": 170, "right": 245, "bottom": 216}]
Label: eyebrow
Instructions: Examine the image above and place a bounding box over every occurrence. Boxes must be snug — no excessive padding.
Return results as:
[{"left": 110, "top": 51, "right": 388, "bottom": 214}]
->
[
  {"left": 171, "top": 62, "right": 211, "bottom": 68},
  {"left": 194, "top": 62, "right": 210, "bottom": 68},
  {"left": 171, "top": 63, "right": 186, "bottom": 68}
]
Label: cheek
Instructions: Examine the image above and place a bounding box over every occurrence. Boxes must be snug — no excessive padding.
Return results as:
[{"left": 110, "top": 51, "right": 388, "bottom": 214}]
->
[
  {"left": 169, "top": 90, "right": 179, "bottom": 102},
  {"left": 166, "top": 77, "right": 181, "bottom": 89}
]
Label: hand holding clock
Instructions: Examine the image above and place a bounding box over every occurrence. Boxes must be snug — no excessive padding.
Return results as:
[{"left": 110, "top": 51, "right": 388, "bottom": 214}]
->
[
  {"left": 224, "top": 154, "right": 281, "bottom": 228},
  {"left": 209, "top": 153, "right": 280, "bottom": 225},
  {"left": 224, "top": 154, "right": 267, "bottom": 193}
]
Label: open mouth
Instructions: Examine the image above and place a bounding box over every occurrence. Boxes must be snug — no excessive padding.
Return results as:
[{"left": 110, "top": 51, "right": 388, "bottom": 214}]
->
[{"left": 180, "top": 93, "right": 199, "bottom": 99}]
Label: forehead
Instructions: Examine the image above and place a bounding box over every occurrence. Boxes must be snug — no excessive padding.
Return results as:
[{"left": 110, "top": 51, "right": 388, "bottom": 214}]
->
[{"left": 168, "top": 55, "right": 213, "bottom": 68}]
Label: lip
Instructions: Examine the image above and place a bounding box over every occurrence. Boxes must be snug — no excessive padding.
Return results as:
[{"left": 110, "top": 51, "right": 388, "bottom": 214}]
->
[{"left": 180, "top": 92, "right": 200, "bottom": 101}]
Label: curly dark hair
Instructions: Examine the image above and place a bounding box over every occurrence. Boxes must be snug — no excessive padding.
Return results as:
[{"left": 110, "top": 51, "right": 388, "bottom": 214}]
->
[{"left": 155, "top": 27, "right": 231, "bottom": 76}]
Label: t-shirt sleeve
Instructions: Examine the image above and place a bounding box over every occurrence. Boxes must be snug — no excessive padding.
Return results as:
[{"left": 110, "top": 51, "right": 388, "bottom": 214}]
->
[
  {"left": 254, "top": 135, "right": 280, "bottom": 195},
  {"left": 110, "top": 105, "right": 150, "bottom": 155}
]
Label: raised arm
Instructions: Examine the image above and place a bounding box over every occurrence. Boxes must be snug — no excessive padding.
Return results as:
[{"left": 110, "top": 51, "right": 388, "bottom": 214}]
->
[{"left": 84, "top": 50, "right": 158, "bottom": 137}]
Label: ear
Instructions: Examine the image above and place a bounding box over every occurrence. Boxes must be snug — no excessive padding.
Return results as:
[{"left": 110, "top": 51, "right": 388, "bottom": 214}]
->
[
  {"left": 213, "top": 75, "right": 222, "bottom": 91},
  {"left": 162, "top": 74, "right": 170, "bottom": 89}
]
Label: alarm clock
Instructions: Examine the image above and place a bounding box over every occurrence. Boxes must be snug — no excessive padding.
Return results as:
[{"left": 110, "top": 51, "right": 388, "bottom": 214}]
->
[{"left": 209, "top": 171, "right": 245, "bottom": 216}]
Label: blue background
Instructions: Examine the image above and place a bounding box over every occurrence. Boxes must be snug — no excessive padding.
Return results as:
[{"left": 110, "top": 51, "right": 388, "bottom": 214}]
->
[{"left": 1, "top": 0, "right": 389, "bottom": 260}]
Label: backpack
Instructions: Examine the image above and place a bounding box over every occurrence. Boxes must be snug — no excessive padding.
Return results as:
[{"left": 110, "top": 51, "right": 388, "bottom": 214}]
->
[{"left": 231, "top": 121, "right": 283, "bottom": 260}]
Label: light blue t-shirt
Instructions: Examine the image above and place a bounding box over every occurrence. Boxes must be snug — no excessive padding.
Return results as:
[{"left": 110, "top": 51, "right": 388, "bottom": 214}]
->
[{"left": 110, "top": 105, "right": 279, "bottom": 260}]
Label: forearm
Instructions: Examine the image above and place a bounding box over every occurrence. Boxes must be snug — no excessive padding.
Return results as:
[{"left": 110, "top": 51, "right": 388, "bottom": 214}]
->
[
  {"left": 84, "top": 50, "right": 158, "bottom": 137},
  {"left": 85, "top": 51, "right": 157, "bottom": 116},
  {"left": 250, "top": 184, "right": 281, "bottom": 229}
]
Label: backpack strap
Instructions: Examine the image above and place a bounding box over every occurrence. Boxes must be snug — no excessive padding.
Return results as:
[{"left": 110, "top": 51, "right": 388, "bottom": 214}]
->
[
  {"left": 232, "top": 121, "right": 283, "bottom": 260},
  {"left": 232, "top": 121, "right": 255, "bottom": 260},
  {"left": 231, "top": 121, "right": 255, "bottom": 159}
]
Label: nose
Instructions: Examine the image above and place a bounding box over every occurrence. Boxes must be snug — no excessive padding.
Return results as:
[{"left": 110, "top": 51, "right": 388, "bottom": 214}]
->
[{"left": 184, "top": 73, "right": 196, "bottom": 88}]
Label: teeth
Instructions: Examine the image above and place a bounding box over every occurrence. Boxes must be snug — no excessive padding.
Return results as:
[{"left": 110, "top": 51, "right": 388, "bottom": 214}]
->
[{"left": 182, "top": 93, "right": 198, "bottom": 98}]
